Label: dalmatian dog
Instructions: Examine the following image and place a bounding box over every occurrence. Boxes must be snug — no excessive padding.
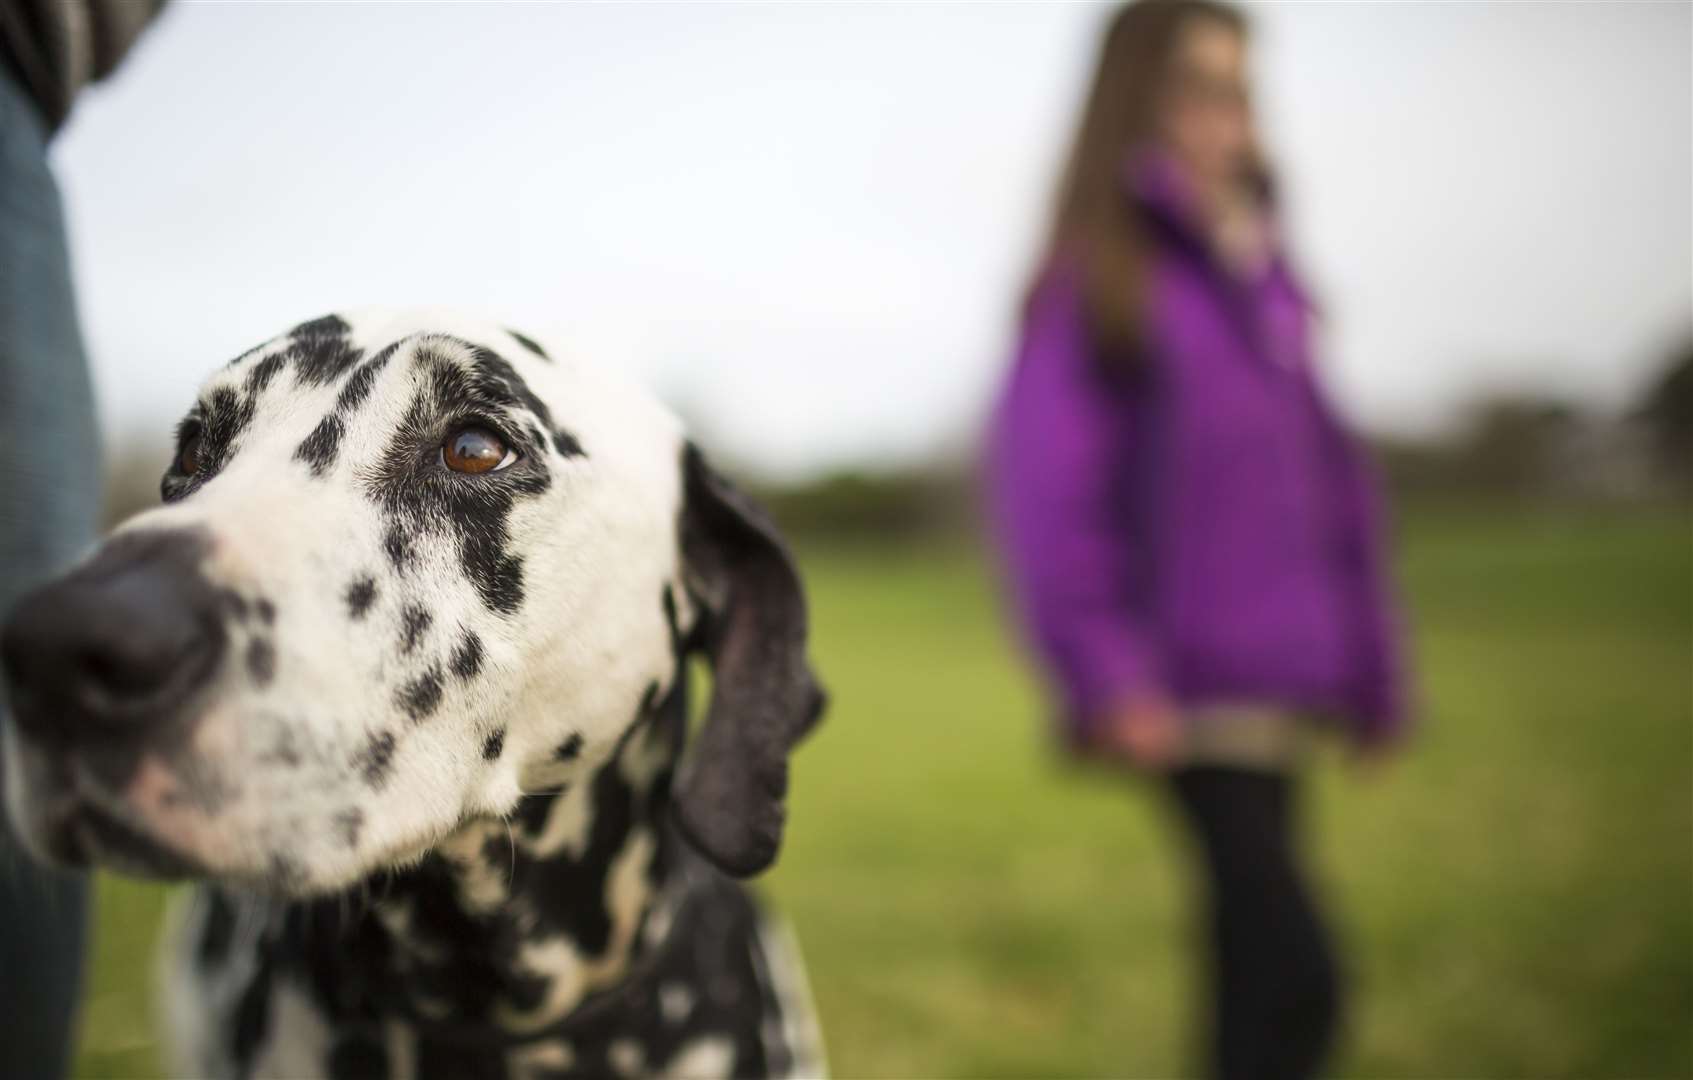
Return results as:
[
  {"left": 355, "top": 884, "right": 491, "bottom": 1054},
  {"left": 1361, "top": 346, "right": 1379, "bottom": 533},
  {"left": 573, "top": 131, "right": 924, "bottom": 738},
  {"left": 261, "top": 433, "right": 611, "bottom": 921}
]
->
[{"left": 0, "top": 311, "right": 827, "bottom": 1079}]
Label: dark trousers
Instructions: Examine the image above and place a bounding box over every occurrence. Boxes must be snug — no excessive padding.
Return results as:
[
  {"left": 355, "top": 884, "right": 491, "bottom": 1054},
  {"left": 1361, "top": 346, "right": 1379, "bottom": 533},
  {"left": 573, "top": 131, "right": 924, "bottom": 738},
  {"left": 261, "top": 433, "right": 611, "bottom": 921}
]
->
[
  {"left": 1169, "top": 766, "right": 1342, "bottom": 1080},
  {"left": 1, "top": 62, "right": 99, "bottom": 1080}
]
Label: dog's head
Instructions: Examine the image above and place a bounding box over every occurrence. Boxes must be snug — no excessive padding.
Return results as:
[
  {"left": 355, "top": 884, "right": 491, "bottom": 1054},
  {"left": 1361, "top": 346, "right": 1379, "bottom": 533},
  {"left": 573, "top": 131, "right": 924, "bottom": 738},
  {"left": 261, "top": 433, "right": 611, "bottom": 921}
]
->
[{"left": 0, "top": 311, "right": 822, "bottom": 894}]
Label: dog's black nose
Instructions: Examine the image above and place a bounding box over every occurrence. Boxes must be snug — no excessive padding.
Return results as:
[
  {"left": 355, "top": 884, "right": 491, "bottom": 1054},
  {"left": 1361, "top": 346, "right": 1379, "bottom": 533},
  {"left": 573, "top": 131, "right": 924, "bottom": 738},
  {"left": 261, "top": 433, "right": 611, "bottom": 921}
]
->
[{"left": 1, "top": 529, "right": 225, "bottom": 742}]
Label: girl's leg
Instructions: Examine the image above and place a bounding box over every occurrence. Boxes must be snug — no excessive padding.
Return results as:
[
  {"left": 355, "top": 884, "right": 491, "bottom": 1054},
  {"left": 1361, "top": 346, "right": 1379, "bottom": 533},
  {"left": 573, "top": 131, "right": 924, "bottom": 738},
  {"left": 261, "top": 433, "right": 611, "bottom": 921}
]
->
[{"left": 1168, "top": 766, "right": 1341, "bottom": 1080}]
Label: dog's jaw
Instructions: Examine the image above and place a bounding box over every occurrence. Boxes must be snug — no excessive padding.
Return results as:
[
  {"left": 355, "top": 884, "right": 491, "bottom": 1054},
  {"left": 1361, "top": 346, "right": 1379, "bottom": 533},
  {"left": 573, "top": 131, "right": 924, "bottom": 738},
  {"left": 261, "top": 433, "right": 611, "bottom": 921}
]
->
[
  {"left": 205, "top": 677, "right": 689, "bottom": 1047},
  {"left": 166, "top": 658, "right": 828, "bottom": 1079},
  {"left": 368, "top": 680, "right": 687, "bottom": 1033}
]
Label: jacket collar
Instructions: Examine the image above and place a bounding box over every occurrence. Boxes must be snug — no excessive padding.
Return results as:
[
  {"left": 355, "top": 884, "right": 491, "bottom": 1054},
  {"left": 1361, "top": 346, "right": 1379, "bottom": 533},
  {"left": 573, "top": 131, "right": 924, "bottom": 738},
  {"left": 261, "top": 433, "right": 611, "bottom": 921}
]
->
[
  {"left": 1122, "top": 147, "right": 1285, "bottom": 267},
  {"left": 1123, "top": 146, "right": 1204, "bottom": 234}
]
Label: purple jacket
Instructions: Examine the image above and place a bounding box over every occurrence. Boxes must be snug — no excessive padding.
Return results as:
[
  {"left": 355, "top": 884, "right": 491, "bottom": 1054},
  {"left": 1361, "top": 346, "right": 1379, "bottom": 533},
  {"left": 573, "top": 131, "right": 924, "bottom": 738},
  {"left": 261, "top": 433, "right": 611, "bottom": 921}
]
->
[{"left": 988, "top": 161, "right": 1408, "bottom": 746}]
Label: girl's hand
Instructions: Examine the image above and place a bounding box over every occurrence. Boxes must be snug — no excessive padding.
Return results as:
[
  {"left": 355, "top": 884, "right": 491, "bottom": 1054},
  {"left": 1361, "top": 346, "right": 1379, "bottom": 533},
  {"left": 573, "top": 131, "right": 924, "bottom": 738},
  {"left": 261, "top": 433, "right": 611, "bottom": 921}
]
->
[
  {"left": 1095, "top": 694, "right": 1183, "bottom": 770},
  {"left": 1349, "top": 725, "right": 1401, "bottom": 777}
]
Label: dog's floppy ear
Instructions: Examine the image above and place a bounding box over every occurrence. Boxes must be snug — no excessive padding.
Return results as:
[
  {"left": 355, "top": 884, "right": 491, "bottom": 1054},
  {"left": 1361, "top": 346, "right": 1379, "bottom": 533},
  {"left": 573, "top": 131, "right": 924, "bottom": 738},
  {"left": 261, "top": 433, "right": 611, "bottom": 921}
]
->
[{"left": 672, "top": 443, "right": 825, "bottom": 877}]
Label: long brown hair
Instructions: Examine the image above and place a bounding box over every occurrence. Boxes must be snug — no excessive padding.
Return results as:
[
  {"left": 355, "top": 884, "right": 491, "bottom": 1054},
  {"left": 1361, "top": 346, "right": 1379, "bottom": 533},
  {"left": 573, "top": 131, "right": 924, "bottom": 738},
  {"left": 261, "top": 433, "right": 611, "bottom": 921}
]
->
[{"left": 1038, "top": 0, "right": 1251, "bottom": 357}]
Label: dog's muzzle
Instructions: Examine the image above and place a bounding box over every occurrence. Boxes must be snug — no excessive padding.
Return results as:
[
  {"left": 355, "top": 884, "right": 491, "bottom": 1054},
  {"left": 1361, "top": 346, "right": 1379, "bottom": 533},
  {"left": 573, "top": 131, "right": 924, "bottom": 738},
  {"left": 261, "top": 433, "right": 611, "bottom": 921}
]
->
[{"left": 1, "top": 528, "right": 225, "bottom": 871}]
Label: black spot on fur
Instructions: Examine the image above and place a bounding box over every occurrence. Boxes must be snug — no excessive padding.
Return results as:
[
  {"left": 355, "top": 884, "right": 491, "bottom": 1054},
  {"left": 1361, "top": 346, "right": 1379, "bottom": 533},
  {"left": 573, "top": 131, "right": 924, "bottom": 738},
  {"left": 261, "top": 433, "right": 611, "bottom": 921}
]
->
[
  {"left": 293, "top": 337, "right": 364, "bottom": 387},
  {"left": 555, "top": 732, "right": 584, "bottom": 761},
  {"left": 196, "top": 890, "right": 237, "bottom": 968},
  {"left": 219, "top": 588, "right": 249, "bottom": 621},
  {"left": 210, "top": 387, "right": 256, "bottom": 448},
  {"left": 399, "top": 603, "right": 433, "bottom": 655},
  {"left": 383, "top": 524, "right": 414, "bottom": 572},
  {"left": 346, "top": 577, "right": 377, "bottom": 619},
  {"left": 333, "top": 808, "right": 365, "bottom": 849},
  {"left": 230, "top": 966, "right": 272, "bottom": 1069},
  {"left": 295, "top": 413, "right": 344, "bottom": 476},
  {"left": 328, "top": 1034, "right": 388, "bottom": 1080},
  {"left": 291, "top": 314, "right": 350, "bottom": 338},
  {"left": 261, "top": 728, "right": 301, "bottom": 769},
  {"left": 553, "top": 429, "right": 584, "bottom": 457},
  {"left": 450, "top": 630, "right": 484, "bottom": 680},
  {"left": 507, "top": 328, "right": 549, "bottom": 360},
  {"left": 356, "top": 731, "right": 397, "bottom": 789},
  {"left": 481, "top": 727, "right": 505, "bottom": 761},
  {"left": 481, "top": 555, "right": 526, "bottom": 615},
  {"left": 246, "top": 638, "right": 276, "bottom": 686},
  {"left": 510, "top": 789, "right": 561, "bottom": 844},
  {"left": 256, "top": 598, "right": 275, "bottom": 625},
  {"left": 335, "top": 341, "right": 399, "bottom": 415},
  {"left": 416, "top": 1034, "right": 521, "bottom": 1080},
  {"left": 398, "top": 665, "right": 445, "bottom": 723},
  {"left": 224, "top": 340, "right": 269, "bottom": 369},
  {"left": 288, "top": 315, "right": 364, "bottom": 387},
  {"left": 244, "top": 351, "right": 287, "bottom": 396}
]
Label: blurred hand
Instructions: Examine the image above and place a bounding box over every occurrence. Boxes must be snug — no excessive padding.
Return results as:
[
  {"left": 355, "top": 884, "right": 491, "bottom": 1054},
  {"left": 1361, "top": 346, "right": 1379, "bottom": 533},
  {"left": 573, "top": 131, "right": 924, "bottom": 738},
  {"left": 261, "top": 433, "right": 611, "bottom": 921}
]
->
[
  {"left": 1349, "top": 727, "right": 1401, "bottom": 777},
  {"left": 1093, "top": 694, "right": 1183, "bottom": 770}
]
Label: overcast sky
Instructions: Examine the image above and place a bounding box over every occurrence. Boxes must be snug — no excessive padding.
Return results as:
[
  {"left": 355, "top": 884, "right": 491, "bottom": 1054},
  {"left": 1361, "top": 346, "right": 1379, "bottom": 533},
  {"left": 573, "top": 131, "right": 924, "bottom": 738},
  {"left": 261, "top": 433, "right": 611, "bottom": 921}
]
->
[{"left": 53, "top": 1, "right": 1692, "bottom": 480}]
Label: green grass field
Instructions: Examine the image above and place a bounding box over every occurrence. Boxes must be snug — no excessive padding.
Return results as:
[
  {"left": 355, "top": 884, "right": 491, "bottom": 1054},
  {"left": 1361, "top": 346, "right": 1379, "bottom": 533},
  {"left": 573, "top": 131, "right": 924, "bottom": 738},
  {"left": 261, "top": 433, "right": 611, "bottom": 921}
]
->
[{"left": 73, "top": 504, "right": 1692, "bottom": 1078}]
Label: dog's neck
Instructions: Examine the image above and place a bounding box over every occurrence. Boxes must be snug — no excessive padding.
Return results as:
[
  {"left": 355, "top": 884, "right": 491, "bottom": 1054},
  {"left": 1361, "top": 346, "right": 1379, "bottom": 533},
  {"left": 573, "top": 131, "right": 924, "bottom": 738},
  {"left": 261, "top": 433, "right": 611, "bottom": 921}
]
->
[{"left": 295, "top": 683, "right": 695, "bottom": 1037}]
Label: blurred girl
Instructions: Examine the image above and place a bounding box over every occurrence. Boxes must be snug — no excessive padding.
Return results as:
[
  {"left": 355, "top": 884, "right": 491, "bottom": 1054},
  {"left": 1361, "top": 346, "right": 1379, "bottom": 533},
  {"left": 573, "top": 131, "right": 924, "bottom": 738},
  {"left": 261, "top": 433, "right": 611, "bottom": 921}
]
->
[{"left": 988, "top": 2, "right": 1410, "bottom": 1077}]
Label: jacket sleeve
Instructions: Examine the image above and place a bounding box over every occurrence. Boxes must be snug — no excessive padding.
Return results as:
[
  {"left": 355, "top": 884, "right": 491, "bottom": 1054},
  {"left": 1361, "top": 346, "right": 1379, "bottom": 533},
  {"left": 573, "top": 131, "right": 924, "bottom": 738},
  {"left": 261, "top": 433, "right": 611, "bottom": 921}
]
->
[
  {"left": 986, "top": 265, "right": 1164, "bottom": 733},
  {"left": 1329, "top": 420, "right": 1413, "bottom": 744}
]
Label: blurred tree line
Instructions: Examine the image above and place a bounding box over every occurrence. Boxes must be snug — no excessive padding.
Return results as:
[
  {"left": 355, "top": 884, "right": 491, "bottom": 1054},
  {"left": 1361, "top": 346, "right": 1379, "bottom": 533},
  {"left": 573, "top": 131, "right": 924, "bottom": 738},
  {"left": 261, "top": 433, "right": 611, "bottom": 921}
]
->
[
  {"left": 1374, "top": 344, "right": 1691, "bottom": 504},
  {"left": 759, "top": 343, "right": 1693, "bottom": 543}
]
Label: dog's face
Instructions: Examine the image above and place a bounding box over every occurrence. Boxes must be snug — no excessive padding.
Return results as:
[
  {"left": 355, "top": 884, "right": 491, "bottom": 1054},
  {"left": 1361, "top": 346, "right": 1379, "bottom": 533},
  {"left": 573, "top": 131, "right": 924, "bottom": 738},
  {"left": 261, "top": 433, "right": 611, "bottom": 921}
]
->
[{"left": 1, "top": 311, "right": 820, "bottom": 895}]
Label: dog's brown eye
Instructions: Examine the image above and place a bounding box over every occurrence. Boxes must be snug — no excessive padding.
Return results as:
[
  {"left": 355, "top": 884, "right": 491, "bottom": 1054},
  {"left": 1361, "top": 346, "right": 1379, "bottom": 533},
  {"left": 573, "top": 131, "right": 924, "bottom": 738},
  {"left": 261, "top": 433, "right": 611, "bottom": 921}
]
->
[
  {"left": 443, "top": 427, "right": 514, "bottom": 474},
  {"left": 176, "top": 431, "right": 204, "bottom": 476}
]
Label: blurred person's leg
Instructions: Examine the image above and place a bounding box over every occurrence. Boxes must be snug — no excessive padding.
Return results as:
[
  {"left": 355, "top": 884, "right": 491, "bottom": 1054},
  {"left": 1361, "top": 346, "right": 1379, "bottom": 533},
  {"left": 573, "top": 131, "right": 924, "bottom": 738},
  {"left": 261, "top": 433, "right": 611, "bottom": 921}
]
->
[
  {"left": 0, "top": 62, "right": 101, "bottom": 1080},
  {"left": 1169, "top": 766, "right": 1341, "bottom": 1080}
]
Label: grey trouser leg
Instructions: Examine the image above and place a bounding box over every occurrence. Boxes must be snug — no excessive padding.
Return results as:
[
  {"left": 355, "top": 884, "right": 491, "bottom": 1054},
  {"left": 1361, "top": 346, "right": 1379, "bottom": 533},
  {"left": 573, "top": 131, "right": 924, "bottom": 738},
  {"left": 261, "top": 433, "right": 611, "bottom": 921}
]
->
[{"left": 0, "top": 63, "right": 101, "bottom": 1080}]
